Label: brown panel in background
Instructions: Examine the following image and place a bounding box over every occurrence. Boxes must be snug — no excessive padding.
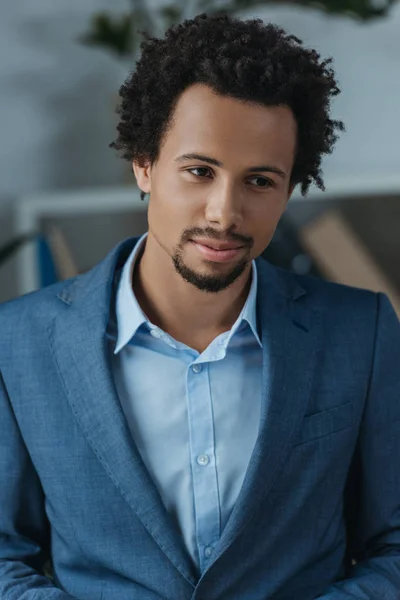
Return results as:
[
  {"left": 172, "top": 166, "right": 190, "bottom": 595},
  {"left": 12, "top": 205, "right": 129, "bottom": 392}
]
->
[
  {"left": 299, "top": 210, "right": 400, "bottom": 317},
  {"left": 287, "top": 194, "right": 400, "bottom": 292}
]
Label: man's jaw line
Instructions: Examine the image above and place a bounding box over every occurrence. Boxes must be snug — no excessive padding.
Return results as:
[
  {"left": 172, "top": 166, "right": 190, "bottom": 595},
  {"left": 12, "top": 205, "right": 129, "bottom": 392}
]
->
[
  {"left": 172, "top": 245, "right": 251, "bottom": 296},
  {"left": 143, "top": 230, "right": 250, "bottom": 292}
]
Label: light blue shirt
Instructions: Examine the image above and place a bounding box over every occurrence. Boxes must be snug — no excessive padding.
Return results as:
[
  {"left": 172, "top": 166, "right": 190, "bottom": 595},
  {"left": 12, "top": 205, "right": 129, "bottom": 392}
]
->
[{"left": 106, "top": 232, "right": 263, "bottom": 573}]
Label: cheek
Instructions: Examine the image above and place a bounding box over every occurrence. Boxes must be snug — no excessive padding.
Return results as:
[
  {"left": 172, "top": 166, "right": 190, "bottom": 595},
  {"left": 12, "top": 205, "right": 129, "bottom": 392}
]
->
[
  {"left": 250, "top": 201, "right": 285, "bottom": 251},
  {"left": 147, "top": 191, "right": 189, "bottom": 241}
]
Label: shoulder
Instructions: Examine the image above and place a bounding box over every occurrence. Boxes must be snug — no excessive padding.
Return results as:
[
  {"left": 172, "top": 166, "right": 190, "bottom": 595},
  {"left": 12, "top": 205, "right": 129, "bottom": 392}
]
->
[
  {"left": 268, "top": 261, "right": 399, "bottom": 339},
  {"left": 0, "top": 276, "right": 77, "bottom": 316},
  {"left": 0, "top": 276, "right": 81, "bottom": 349},
  {"left": 266, "top": 263, "right": 400, "bottom": 365},
  {"left": 258, "top": 257, "right": 379, "bottom": 315}
]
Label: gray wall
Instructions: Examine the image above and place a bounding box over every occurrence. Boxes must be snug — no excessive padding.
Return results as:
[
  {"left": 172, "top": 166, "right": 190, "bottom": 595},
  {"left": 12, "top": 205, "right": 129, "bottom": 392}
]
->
[{"left": 0, "top": 0, "right": 128, "bottom": 202}]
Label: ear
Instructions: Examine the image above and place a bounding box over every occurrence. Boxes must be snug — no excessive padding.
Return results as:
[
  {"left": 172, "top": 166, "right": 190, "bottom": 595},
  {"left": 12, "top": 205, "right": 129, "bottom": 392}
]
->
[{"left": 132, "top": 161, "right": 152, "bottom": 194}]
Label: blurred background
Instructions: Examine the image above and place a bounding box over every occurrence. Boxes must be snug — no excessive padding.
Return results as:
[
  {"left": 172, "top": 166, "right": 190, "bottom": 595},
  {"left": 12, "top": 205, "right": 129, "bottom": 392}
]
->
[{"left": 0, "top": 0, "right": 399, "bottom": 313}]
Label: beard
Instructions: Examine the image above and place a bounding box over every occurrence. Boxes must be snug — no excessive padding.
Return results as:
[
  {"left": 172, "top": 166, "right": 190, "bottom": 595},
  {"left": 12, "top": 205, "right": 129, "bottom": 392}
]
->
[{"left": 172, "top": 247, "right": 250, "bottom": 293}]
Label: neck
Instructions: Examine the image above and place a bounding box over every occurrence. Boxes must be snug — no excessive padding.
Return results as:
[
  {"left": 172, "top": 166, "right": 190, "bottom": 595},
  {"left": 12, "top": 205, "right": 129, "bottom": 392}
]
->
[{"left": 132, "top": 233, "right": 252, "bottom": 347}]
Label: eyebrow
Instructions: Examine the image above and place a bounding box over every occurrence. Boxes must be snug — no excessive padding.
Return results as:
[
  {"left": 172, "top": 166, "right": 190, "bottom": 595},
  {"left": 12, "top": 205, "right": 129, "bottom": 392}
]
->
[{"left": 174, "top": 153, "right": 286, "bottom": 179}]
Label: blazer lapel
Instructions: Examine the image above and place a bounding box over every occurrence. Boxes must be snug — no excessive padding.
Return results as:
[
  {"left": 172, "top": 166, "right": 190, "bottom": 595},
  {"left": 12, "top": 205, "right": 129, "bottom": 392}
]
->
[
  {"left": 208, "top": 256, "right": 322, "bottom": 570},
  {"left": 48, "top": 237, "right": 198, "bottom": 586}
]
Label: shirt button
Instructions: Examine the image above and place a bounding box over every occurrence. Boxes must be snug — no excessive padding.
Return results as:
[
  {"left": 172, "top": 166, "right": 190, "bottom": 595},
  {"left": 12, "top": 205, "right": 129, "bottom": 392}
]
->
[
  {"left": 197, "top": 454, "right": 210, "bottom": 466},
  {"left": 204, "top": 546, "right": 213, "bottom": 558},
  {"left": 191, "top": 364, "right": 202, "bottom": 373},
  {"left": 150, "top": 329, "right": 162, "bottom": 338}
]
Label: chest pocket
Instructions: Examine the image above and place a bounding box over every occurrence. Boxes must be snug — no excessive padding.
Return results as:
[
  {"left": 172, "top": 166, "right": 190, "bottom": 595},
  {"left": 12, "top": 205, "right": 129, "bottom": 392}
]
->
[{"left": 294, "top": 401, "right": 353, "bottom": 447}]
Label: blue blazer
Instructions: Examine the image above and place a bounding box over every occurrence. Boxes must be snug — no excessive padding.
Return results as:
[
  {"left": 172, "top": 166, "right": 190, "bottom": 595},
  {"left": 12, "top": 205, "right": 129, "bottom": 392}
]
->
[{"left": 1, "top": 235, "right": 400, "bottom": 600}]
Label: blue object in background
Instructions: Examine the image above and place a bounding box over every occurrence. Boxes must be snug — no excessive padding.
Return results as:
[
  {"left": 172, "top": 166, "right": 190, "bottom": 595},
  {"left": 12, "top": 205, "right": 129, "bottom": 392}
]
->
[{"left": 36, "top": 234, "right": 58, "bottom": 287}]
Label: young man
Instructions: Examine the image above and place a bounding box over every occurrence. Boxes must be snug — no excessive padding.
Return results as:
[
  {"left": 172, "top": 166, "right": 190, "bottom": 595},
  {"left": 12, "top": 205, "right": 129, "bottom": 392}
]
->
[{"left": 0, "top": 12, "right": 399, "bottom": 600}]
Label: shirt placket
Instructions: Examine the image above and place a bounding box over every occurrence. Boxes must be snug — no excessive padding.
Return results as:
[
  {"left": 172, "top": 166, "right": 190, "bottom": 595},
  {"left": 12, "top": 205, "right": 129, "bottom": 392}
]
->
[{"left": 186, "top": 357, "right": 221, "bottom": 572}]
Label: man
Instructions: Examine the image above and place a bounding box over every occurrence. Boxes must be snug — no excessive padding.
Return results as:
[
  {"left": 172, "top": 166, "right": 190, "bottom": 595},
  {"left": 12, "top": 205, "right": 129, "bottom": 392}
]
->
[{"left": 0, "top": 12, "right": 399, "bottom": 600}]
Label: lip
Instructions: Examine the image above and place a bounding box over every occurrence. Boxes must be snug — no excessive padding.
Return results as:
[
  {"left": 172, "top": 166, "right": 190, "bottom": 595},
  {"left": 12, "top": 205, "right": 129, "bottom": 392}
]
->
[
  {"left": 191, "top": 238, "right": 244, "bottom": 251},
  {"left": 190, "top": 240, "right": 245, "bottom": 263}
]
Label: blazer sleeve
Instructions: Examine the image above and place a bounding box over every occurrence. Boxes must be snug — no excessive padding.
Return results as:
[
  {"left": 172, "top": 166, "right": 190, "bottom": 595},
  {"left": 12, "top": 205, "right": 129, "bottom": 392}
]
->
[
  {"left": 0, "top": 370, "right": 78, "bottom": 599},
  {"left": 316, "top": 292, "right": 400, "bottom": 599}
]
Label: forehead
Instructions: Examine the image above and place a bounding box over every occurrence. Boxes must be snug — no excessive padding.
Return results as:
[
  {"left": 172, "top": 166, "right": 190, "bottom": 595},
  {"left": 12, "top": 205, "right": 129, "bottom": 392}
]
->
[{"left": 160, "top": 83, "right": 297, "bottom": 166}]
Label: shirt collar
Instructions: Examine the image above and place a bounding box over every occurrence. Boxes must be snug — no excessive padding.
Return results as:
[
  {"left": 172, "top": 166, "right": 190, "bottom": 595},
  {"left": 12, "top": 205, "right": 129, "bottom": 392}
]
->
[{"left": 112, "top": 231, "right": 262, "bottom": 354}]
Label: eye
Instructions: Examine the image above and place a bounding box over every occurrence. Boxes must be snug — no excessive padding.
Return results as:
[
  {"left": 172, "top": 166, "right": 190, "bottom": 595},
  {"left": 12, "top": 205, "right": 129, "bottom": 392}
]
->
[
  {"left": 187, "top": 167, "right": 213, "bottom": 178},
  {"left": 247, "top": 176, "right": 274, "bottom": 189}
]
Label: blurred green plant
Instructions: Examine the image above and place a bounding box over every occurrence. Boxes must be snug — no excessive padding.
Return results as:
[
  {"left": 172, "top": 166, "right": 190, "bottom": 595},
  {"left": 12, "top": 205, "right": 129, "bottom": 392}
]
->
[{"left": 79, "top": 0, "right": 397, "bottom": 59}]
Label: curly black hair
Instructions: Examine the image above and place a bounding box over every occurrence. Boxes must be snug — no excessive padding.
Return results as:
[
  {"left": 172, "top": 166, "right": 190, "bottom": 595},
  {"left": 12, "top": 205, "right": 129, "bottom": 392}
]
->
[{"left": 110, "top": 12, "right": 345, "bottom": 197}]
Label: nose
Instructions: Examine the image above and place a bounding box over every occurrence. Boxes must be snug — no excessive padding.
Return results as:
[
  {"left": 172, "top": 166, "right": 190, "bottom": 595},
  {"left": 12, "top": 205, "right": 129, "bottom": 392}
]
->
[{"left": 204, "top": 179, "right": 244, "bottom": 230}]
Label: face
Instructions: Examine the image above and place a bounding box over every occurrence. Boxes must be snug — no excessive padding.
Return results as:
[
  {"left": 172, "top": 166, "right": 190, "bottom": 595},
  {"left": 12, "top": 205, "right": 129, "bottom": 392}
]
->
[{"left": 133, "top": 83, "right": 297, "bottom": 294}]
